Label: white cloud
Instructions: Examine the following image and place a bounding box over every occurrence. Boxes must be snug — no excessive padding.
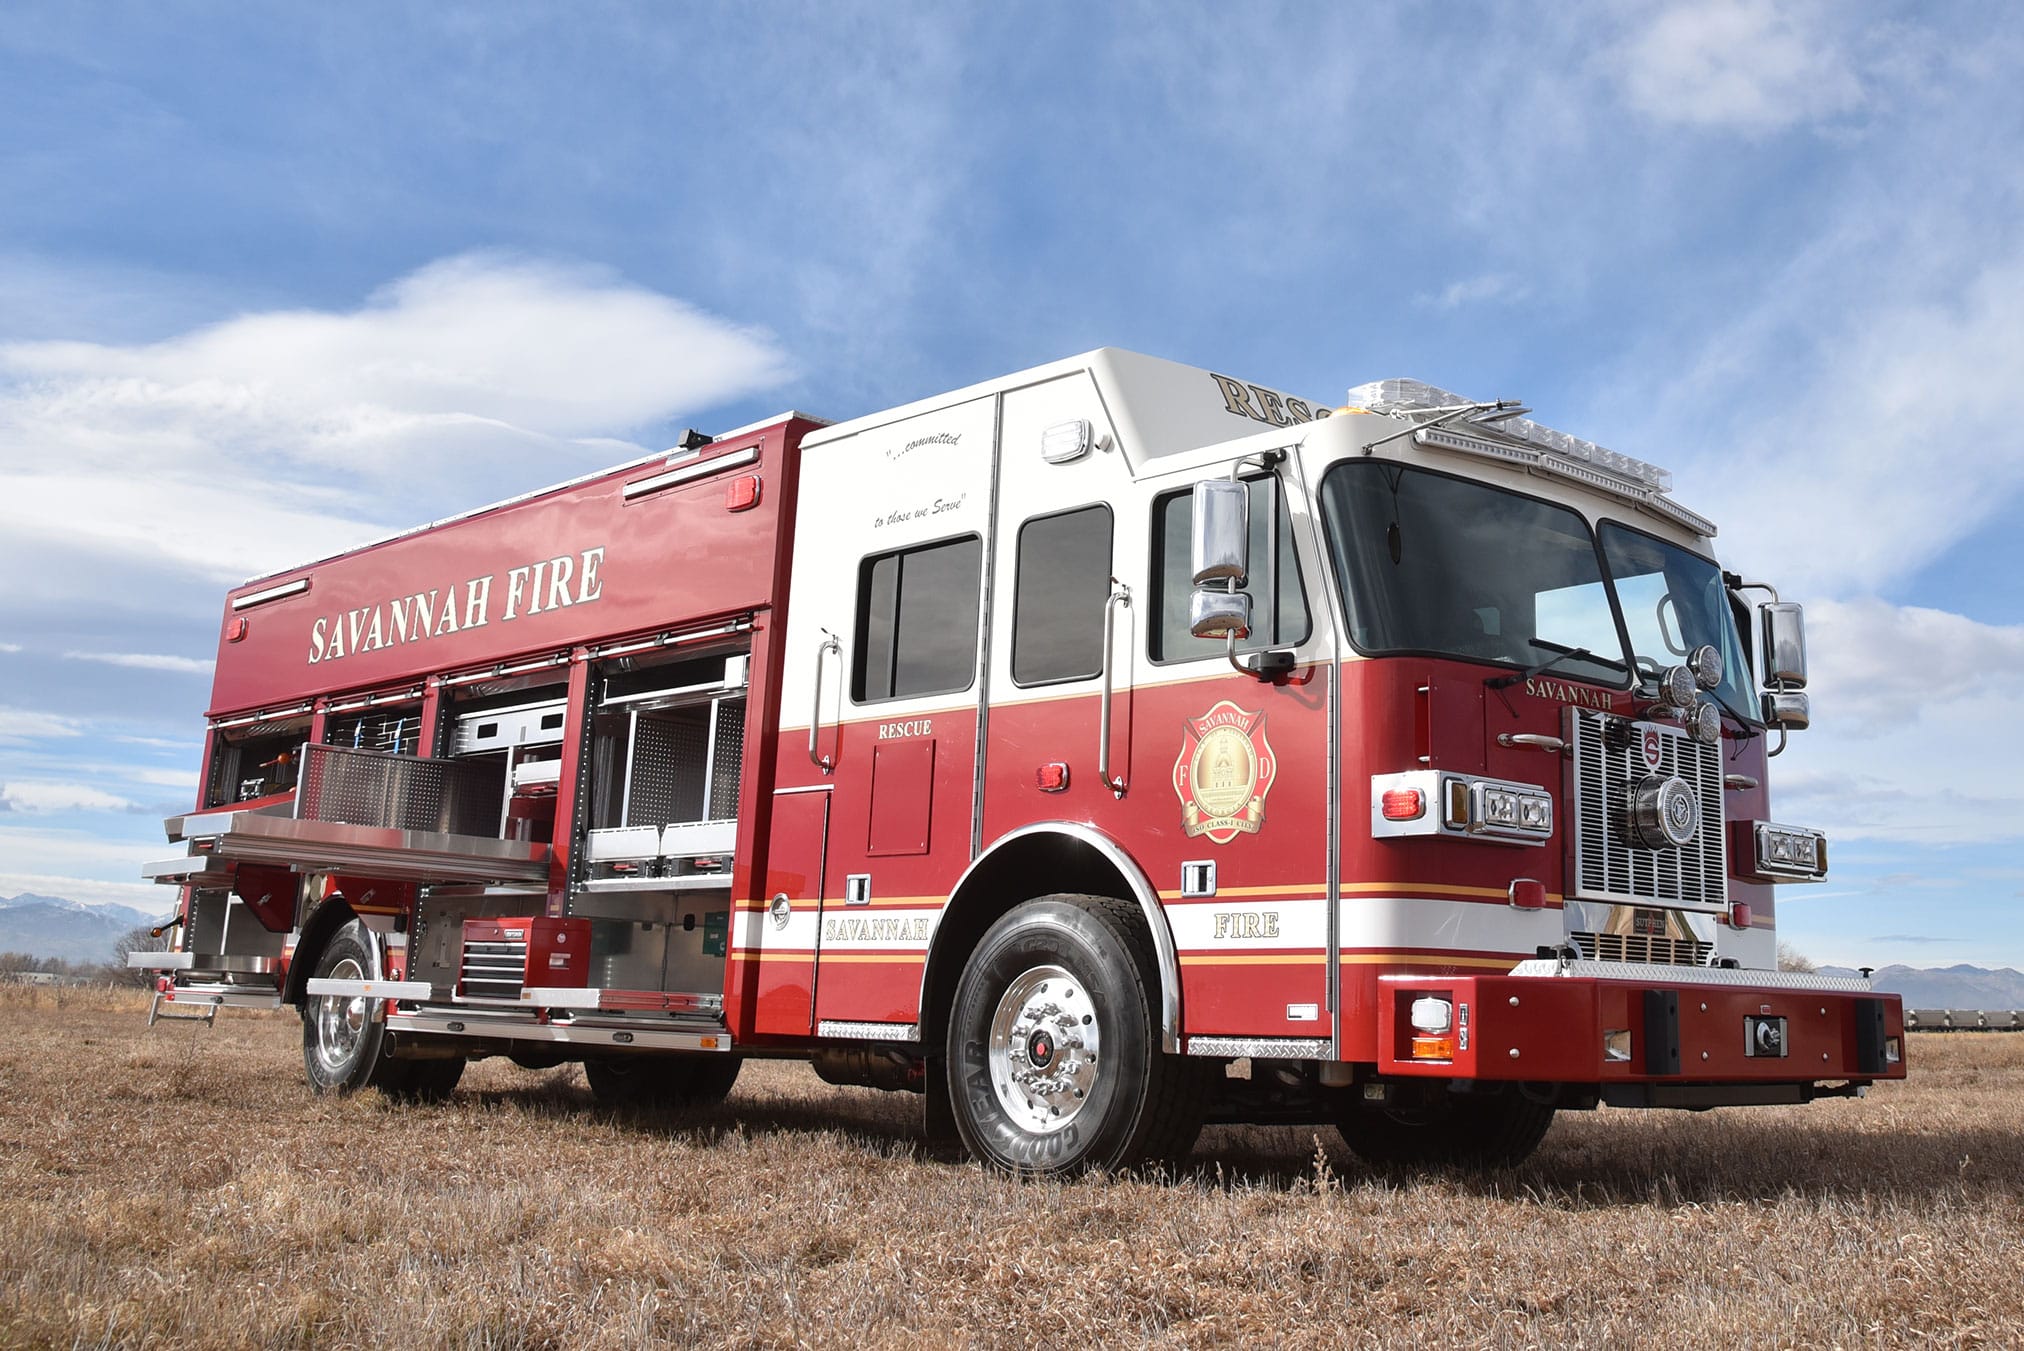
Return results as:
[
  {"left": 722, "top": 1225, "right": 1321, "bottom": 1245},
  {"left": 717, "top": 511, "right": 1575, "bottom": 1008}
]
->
[
  {"left": 0, "top": 707, "right": 84, "bottom": 744},
  {"left": 0, "top": 780, "right": 140, "bottom": 813},
  {"left": 1419, "top": 274, "right": 1529, "bottom": 312},
  {"left": 0, "top": 642, "right": 21, "bottom": 653},
  {"left": 1769, "top": 599, "right": 2024, "bottom": 845},
  {"left": 0, "top": 252, "right": 793, "bottom": 598},
  {"left": 62, "top": 651, "right": 213, "bottom": 675},
  {"left": 1613, "top": 0, "right": 1865, "bottom": 133},
  {"left": 125, "top": 767, "right": 198, "bottom": 790}
]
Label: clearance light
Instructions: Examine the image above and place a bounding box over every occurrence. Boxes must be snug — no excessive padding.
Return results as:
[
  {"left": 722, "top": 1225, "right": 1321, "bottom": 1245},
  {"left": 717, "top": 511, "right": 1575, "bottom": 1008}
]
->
[
  {"left": 724, "top": 475, "right": 761, "bottom": 512},
  {"left": 1729, "top": 902, "right": 1753, "bottom": 929},
  {"left": 1749, "top": 822, "right": 1829, "bottom": 881},
  {"left": 1410, "top": 995, "right": 1456, "bottom": 1061},
  {"left": 1381, "top": 788, "right": 1426, "bottom": 821},
  {"left": 1372, "top": 770, "right": 1551, "bottom": 846},
  {"left": 1508, "top": 878, "right": 1547, "bottom": 910}
]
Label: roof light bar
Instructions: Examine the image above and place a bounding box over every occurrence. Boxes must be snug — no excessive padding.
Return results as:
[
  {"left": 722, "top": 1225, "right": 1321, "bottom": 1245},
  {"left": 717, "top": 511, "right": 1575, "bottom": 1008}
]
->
[{"left": 1355, "top": 377, "right": 1674, "bottom": 495}]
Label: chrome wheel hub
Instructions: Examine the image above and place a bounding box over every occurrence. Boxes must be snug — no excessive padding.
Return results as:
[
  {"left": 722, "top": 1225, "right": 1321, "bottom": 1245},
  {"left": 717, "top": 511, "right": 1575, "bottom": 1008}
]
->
[
  {"left": 312, "top": 955, "right": 368, "bottom": 1072},
  {"left": 987, "top": 964, "right": 1100, "bottom": 1134}
]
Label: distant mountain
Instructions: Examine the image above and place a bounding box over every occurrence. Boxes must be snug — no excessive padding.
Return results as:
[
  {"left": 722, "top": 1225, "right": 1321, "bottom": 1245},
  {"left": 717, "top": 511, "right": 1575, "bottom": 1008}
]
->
[
  {"left": 0, "top": 893, "right": 158, "bottom": 966},
  {"left": 1819, "top": 963, "right": 2024, "bottom": 1010}
]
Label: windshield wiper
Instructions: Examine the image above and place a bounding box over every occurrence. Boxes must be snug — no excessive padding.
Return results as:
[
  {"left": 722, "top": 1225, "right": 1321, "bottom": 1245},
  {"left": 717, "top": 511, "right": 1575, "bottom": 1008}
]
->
[{"left": 1487, "top": 639, "right": 1627, "bottom": 690}]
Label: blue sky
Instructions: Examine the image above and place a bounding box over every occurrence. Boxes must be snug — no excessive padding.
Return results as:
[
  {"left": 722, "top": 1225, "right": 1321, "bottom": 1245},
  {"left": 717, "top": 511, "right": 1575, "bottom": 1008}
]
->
[{"left": 2, "top": 2, "right": 2020, "bottom": 968}]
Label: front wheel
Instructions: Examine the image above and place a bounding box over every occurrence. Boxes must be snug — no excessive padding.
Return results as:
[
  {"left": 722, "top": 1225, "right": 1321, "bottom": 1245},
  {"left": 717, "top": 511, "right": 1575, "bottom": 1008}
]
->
[{"left": 947, "top": 895, "right": 1205, "bottom": 1176}]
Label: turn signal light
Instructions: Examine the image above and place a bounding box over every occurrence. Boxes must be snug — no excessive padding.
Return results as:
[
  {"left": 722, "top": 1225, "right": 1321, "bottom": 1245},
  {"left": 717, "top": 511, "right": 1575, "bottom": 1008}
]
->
[
  {"left": 1411, "top": 1033, "right": 1457, "bottom": 1060},
  {"left": 1381, "top": 788, "right": 1426, "bottom": 821}
]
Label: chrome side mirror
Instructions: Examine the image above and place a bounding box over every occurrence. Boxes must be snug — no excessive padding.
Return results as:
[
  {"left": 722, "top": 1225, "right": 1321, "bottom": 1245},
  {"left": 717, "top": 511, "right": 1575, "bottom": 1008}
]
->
[
  {"left": 1762, "top": 689, "right": 1810, "bottom": 731},
  {"left": 1188, "top": 478, "right": 1252, "bottom": 639},
  {"left": 1190, "top": 589, "right": 1252, "bottom": 640},
  {"left": 1191, "top": 479, "right": 1249, "bottom": 583},
  {"left": 1761, "top": 602, "right": 1807, "bottom": 689}
]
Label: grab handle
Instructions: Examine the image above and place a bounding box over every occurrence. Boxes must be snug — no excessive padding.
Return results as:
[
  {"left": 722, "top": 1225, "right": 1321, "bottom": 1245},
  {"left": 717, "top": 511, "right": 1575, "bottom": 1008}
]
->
[{"left": 809, "top": 631, "right": 840, "bottom": 773}]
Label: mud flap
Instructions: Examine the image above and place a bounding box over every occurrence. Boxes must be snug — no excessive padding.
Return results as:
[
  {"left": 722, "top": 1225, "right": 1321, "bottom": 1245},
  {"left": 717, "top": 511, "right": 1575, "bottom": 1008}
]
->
[
  {"left": 1853, "top": 997, "right": 1889, "bottom": 1075},
  {"left": 1643, "top": 988, "right": 1682, "bottom": 1075}
]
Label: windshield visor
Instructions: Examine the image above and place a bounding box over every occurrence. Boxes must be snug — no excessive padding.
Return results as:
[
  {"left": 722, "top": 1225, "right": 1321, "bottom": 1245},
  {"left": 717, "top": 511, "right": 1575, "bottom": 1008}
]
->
[
  {"left": 1319, "top": 462, "right": 1628, "bottom": 687},
  {"left": 1599, "top": 521, "right": 1756, "bottom": 715}
]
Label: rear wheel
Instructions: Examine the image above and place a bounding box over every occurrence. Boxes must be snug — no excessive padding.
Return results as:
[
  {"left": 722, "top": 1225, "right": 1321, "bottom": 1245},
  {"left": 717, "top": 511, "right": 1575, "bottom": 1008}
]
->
[
  {"left": 947, "top": 894, "right": 1205, "bottom": 1176},
  {"left": 1336, "top": 1089, "right": 1555, "bottom": 1168},
  {"left": 584, "top": 1054, "right": 743, "bottom": 1108},
  {"left": 301, "top": 920, "right": 407, "bottom": 1096}
]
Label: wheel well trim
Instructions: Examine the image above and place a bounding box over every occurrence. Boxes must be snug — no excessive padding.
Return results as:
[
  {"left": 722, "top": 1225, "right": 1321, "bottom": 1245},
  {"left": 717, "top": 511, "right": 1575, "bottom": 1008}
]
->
[
  {"left": 925, "top": 822, "right": 1182, "bottom": 1053},
  {"left": 283, "top": 899, "right": 368, "bottom": 1005}
]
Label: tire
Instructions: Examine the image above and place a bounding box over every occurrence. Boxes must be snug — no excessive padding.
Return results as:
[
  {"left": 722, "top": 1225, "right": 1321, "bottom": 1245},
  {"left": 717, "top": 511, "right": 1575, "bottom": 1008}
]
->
[
  {"left": 946, "top": 894, "right": 1206, "bottom": 1176},
  {"left": 1336, "top": 1089, "right": 1555, "bottom": 1169},
  {"left": 584, "top": 1053, "right": 743, "bottom": 1108},
  {"left": 301, "top": 919, "right": 408, "bottom": 1096}
]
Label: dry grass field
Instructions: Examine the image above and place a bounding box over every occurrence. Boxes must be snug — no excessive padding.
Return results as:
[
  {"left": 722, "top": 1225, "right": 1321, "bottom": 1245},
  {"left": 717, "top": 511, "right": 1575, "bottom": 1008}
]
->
[{"left": 1, "top": 987, "right": 2019, "bottom": 1349}]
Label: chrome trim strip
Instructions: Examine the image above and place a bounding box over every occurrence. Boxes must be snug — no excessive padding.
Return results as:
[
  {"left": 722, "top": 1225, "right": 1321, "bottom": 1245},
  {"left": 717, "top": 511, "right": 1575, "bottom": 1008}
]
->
[
  {"left": 1186, "top": 1036, "right": 1331, "bottom": 1060},
  {"left": 129, "top": 951, "right": 195, "bottom": 970},
  {"left": 159, "top": 989, "right": 285, "bottom": 1010},
  {"left": 387, "top": 1009, "right": 730, "bottom": 1052},
  {"left": 818, "top": 1019, "right": 919, "bottom": 1042},
  {"left": 306, "top": 978, "right": 432, "bottom": 1000},
  {"left": 622, "top": 445, "right": 760, "bottom": 500},
  {"left": 231, "top": 577, "right": 311, "bottom": 610},
  {"left": 1509, "top": 959, "right": 1874, "bottom": 992}
]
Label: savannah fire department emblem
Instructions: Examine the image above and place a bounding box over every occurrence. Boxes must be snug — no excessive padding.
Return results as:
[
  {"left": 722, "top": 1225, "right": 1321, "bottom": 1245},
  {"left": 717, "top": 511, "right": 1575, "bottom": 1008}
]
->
[{"left": 1172, "top": 701, "right": 1277, "bottom": 844}]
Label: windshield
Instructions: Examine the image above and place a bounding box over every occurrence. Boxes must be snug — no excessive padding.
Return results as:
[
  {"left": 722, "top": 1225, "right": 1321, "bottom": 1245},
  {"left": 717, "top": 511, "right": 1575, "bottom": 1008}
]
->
[
  {"left": 1598, "top": 521, "right": 1755, "bottom": 714},
  {"left": 1318, "top": 461, "right": 1629, "bottom": 687},
  {"left": 1317, "top": 461, "right": 1759, "bottom": 713}
]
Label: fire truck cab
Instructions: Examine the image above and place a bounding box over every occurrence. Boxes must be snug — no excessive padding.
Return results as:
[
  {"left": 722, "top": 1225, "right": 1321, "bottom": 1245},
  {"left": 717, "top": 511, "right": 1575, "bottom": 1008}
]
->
[{"left": 140, "top": 349, "right": 1902, "bottom": 1174}]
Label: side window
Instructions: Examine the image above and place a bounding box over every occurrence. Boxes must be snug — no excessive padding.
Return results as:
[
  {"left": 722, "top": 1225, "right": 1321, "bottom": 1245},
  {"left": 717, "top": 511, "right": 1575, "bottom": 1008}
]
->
[
  {"left": 1012, "top": 504, "right": 1114, "bottom": 686},
  {"left": 852, "top": 535, "right": 983, "bottom": 702},
  {"left": 1151, "top": 475, "right": 1311, "bottom": 662}
]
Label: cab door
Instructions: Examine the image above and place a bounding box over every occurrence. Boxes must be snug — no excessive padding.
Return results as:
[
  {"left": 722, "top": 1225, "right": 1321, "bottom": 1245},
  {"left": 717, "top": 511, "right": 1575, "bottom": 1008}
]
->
[
  {"left": 1120, "top": 452, "right": 1339, "bottom": 1045},
  {"left": 764, "top": 395, "right": 997, "bottom": 1035}
]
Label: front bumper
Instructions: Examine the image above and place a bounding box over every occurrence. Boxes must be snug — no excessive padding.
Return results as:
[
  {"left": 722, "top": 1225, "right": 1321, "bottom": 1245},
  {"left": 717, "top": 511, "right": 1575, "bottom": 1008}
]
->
[{"left": 1378, "top": 959, "right": 1904, "bottom": 1100}]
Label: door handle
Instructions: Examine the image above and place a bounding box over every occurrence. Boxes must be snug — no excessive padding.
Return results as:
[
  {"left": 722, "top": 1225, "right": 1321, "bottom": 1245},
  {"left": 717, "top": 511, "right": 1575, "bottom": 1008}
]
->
[
  {"left": 1098, "top": 581, "right": 1131, "bottom": 797},
  {"left": 809, "top": 631, "right": 839, "bottom": 773}
]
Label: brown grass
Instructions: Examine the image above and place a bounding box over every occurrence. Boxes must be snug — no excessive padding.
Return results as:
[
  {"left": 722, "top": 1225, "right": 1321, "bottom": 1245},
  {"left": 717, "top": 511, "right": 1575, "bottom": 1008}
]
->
[{"left": 0, "top": 987, "right": 2017, "bottom": 1348}]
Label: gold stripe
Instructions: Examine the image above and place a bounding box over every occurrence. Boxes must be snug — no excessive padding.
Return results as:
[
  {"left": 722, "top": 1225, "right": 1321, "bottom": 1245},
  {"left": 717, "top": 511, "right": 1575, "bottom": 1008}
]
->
[
  {"left": 1157, "top": 883, "right": 1566, "bottom": 903},
  {"left": 1158, "top": 884, "right": 1324, "bottom": 901},
  {"left": 1178, "top": 954, "right": 1327, "bottom": 967},
  {"left": 1339, "top": 953, "right": 1517, "bottom": 969}
]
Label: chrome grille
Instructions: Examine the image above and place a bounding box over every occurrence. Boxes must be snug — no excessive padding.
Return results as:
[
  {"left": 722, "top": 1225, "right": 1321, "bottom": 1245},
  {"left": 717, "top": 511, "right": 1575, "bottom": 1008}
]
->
[
  {"left": 1571, "top": 930, "right": 1714, "bottom": 966},
  {"left": 1567, "top": 709, "right": 1728, "bottom": 908}
]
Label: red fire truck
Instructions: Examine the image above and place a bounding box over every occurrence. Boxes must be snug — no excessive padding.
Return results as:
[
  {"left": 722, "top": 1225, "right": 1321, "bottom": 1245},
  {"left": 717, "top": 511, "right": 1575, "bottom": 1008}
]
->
[{"left": 137, "top": 349, "right": 1901, "bottom": 1173}]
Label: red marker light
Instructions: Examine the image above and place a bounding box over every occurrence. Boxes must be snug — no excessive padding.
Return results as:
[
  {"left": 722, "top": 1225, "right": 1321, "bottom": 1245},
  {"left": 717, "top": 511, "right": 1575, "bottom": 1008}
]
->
[
  {"left": 725, "top": 475, "right": 761, "bottom": 512},
  {"left": 1036, "top": 763, "right": 1070, "bottom": 793},
  {"left": 1381, "top": 788, "right": 1425, "bottom": 821},
  {"left": 226, "top": 618, "right": 249, "bottom": 643},
  {"left": 1730, "top": 902, "right": 1753, "bottom": 929},
  {"left": 1508, "top": 878, "right": 1547, "bottom": 910}
]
